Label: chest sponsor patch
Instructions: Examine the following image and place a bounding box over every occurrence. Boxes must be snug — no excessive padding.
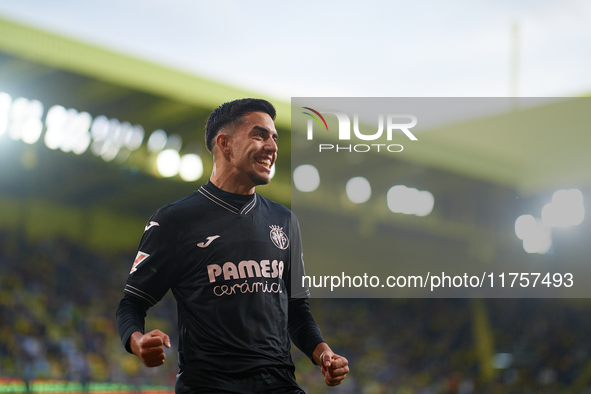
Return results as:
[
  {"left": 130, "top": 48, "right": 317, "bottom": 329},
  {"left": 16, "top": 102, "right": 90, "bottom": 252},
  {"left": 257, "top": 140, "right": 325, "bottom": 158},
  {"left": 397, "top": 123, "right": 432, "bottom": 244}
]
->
[{"left": 269, "top": 225, "right": 289, "bottom": 250}]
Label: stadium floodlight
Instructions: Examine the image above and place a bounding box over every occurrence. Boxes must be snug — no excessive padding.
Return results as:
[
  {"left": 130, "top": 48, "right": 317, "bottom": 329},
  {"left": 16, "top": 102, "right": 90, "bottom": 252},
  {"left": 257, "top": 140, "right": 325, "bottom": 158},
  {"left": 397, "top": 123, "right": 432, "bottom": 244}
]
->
[
  {"left": 90, "top": 116, "right": 110, "bottom": 142},
  {"left": 541, "top": 202, "right": 559, "bottom": 228},
  {"left": 269, "top": 163, "right": 276, "bottom": 179},
  {"left": 44, "top": 129, "right": 62, "bottom": 150},
  {"left": 415, "top": 190, "right": 435, "bottom": 217},
  {"left": 100, "top": 140, "right": 120, "bottom": 162},
  {"left": 387, "top": 185, "right": 408, "bottom": 213},
  {"left": 515, "top": 214, "right": 536, "bottom": 240},
  {"left": 90, "top": 140, "right": 104, "bottom": 157},
  {"left": 516, "top": 215, "right": 552, "bottom": 254},
  {"left": 293, "top": 164, "right": 320, "bottom": 192},
  {"left": 346, "top": 177, "right": 371, "bottom": 204},
  {"left": 46, "top": 106, "right": 93, "bottom": 154},
  {"left": 542, "top": 189, "right": 585, "bottom": 228},
  {"left": 126, "top": 125, "right": 144, "bottom": 151},
  {"left": 9, "top": 98, "right": 43, "bottom": 142},
  {"left": 45, "top": 105, "right": 67, "bottom": 150},
  {"left": 29, "top": 100, "right": 44, "bottom": 120},
  {"left": 401, "top": 187, "right": 420, "bottom": 215},
  {"left": 20, "top": 118, "right": 43, "bottom": 144},
  {"left": 70, "top": 112, "right": 93, "bottom": 154},
  {"left": 387, "top": 185, "right": 435, "bottom": 217},
  {"left": 115, "top": 148, "right": 131, "bottom": 164},
  {"left": 106, "top": 118, "right": 121, "bottom": 142},
  {"left": 157, "top": 149, "right": 181, "bottom": 177},
  {"left": 165, "top": 134, "right": 183, "bottom": 152},
  {"left": 72, "top": 131, "right": 92, "bottom": 155},
  {"left": 179, "top": 154, "right": 203, "bottom": 182},
  {"left": 0, "top": 92, "right": 12, "bottom": 136},
  {"left": 568, "top": 189, "right": 586, "bottom": 226},
  {"left": 522, "top": 220, "right": 552, "bottom": 254},
  {"left": 8, "top": 97, "right": 28, "bottom": 141},
  {"left": 19, "top": 100, "right": 45, "bottom": 146},
  {"left": 148, "top": 129, "right": 168, "bottom": 153},
  {"left": 117, "top": 122, "right": 133, "bottom": 146},
  {"left": 60, "top": 109, "right": 85, "bottom": 152}
]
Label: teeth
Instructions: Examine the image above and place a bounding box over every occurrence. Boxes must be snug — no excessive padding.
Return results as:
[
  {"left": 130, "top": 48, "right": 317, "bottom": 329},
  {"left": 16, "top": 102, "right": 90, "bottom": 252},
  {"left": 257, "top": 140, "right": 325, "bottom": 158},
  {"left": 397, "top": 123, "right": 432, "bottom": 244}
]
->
[{"left": 257, "top": 159, "right": 271, "bottom": 168}]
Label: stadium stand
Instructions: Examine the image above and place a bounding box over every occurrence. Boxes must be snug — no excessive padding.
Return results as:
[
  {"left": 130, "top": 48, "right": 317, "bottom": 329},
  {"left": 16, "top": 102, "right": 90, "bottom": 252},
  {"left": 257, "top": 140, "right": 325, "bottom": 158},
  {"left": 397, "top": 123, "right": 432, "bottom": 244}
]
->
[{"left": 3, "top": 229, "right": 591, "bottom": 393}]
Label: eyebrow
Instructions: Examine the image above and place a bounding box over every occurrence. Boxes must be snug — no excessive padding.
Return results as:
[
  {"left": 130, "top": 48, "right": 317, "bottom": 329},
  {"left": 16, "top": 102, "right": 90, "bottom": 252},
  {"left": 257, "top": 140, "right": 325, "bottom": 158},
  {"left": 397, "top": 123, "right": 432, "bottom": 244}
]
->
[{"left": 253, "top": 125, "right": 278, "bottom": 139}]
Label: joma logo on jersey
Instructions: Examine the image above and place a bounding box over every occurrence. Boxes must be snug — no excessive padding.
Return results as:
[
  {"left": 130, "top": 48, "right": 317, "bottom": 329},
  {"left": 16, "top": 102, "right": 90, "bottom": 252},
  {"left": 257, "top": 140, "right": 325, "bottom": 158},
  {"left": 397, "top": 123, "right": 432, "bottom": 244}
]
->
[{"left": 207, "top": 259, "right": 284, "bottom": 283}]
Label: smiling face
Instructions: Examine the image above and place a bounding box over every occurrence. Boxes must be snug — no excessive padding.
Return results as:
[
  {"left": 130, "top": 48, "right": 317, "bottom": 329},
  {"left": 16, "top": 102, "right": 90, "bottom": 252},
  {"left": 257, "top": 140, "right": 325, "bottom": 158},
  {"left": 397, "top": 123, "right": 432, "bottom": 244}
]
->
[{"left": 216, "top": 111, "right": 278, "bottom": 192}]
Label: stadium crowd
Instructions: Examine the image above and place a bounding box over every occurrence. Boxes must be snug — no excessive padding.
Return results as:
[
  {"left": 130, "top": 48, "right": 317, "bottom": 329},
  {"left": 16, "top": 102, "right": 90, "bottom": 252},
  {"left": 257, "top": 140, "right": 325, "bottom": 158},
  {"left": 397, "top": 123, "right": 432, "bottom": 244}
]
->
[
  {"left": 0, "top": 230, "right": 179, "bottom": 388},
  {"left": 2, "top": 230, "right": 591, "bottom": 393}
]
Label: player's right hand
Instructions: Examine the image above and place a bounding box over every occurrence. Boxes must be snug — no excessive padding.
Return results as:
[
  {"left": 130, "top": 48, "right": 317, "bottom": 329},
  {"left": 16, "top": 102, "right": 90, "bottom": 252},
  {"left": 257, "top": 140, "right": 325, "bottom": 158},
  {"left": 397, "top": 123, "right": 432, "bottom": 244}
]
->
[{"left": 130, "top": 329, "right": 171, "bottom": 367}]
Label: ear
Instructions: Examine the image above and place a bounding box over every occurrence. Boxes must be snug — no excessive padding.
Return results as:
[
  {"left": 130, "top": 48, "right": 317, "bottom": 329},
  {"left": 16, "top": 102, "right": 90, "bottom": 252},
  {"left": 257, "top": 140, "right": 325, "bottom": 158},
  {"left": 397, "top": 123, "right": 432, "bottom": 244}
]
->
[{"left": 215, "top": 133, "right": 231, "bottom": 155}]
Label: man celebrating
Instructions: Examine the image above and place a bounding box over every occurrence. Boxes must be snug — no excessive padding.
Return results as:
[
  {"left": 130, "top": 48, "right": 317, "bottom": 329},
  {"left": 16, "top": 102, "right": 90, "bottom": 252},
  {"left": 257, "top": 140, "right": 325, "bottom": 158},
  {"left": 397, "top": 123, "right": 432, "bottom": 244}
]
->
[{"left": 116, "top": 98, "right": 349, "bottom": 393}]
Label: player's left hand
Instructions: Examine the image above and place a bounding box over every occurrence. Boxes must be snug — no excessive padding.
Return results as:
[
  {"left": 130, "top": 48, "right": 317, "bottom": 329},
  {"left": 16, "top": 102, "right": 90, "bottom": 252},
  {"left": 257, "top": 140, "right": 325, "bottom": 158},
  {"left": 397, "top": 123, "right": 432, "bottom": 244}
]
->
[{"left": 319, "top": 349, "right": 349, "bottom": 386}]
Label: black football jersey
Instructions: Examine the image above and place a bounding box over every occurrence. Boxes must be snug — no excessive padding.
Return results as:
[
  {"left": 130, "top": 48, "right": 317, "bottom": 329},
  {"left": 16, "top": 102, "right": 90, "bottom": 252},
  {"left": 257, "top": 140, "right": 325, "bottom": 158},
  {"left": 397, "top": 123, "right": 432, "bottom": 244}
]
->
[{"left": 122, "top": 181, "right": 312, "bottom": 373}]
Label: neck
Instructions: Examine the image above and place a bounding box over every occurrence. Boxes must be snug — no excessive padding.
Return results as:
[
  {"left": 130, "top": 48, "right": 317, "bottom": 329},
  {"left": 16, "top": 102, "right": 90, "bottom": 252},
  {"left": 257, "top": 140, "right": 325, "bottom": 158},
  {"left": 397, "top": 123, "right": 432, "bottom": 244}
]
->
[{"left": 210, "top": 166, "right": 255, "bottom": 195}]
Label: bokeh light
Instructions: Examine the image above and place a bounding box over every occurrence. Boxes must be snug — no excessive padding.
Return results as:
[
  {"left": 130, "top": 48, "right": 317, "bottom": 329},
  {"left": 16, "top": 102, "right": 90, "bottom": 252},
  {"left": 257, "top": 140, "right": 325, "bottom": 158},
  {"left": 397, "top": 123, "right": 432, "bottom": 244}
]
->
[
  {"left": 90, "top": 115, "right": 109, "bottom": 142},
  {"left": 148, "top": 129, "right": 168, "bottom": 153},
  {"left": 293, "top": 164, "right": 320, "bottom": 192},
  {"left": 387, "top": 185, "right": 435, "bottom": 216},
  {"left": 515, "top": 215, "right": 552, "bottom": 254},
  {"left": 522, "top": 220, "right": 552, "bottom": 254},
  {"left": 346, "top": 177, "right": 371, "bottom": 204},
  {"left": 0, "top": 92, "right": 12, "bottom": 136},
  {"left": 157, "top": 149, "right": 181, "bottom": 177},
  {"left": 165, "top": 134, "right": 183, "bottom": 152},
  {"left": 515, "top": 214, "right": 536, "bottom": 240},
  {"left": 9, "top": 97, "right": 43, "bottom": 142},
  {"left": 125, "top": 125, "right": 144, "bottom": 151},
  {"left": 179, "top": 154, "right": 203, "bottom": 182},
  {"left": 45, "top": 106, "right": 93, "bottom": 154},
  {"left": 415, "top": 191, "right": 435, "bottom": 217},
  {"left": 542, "top": 189, "right": 585, "bottom": 228}
]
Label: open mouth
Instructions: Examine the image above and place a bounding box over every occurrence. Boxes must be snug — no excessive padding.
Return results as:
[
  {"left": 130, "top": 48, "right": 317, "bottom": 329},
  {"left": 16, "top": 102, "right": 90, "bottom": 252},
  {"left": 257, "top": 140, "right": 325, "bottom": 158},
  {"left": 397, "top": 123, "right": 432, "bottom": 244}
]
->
[{"left": 256, "top": 158, "right": 272, "bottom": 169}]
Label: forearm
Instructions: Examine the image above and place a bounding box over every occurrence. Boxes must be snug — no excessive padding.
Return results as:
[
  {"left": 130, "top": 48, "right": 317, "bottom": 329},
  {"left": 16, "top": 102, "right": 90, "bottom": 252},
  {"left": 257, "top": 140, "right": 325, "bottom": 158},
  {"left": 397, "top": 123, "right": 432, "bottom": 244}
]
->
[
  {"left": 129, "top": 331, "right": 145, "bottom": 356},
  {"left": 312, "top": 342, "right": 332, "bottom": 366},
  {"left": 116, "top": 294, "right": 150, "bottom": 353},
  {"left": 288, "top": 298, "right": 325, "bottom": 363}
]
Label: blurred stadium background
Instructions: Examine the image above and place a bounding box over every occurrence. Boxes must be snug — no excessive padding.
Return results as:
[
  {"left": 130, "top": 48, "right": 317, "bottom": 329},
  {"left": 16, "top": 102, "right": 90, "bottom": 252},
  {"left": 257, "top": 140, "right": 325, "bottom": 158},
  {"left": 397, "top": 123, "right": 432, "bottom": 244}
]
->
[{"left": 1, "top": 9, "right": 591, "bottom": 394}]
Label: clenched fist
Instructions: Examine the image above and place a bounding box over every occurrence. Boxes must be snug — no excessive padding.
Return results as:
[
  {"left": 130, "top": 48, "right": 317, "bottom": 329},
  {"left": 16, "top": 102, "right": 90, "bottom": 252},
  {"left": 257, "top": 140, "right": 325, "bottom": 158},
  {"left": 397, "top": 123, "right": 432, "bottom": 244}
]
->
[
  {"left": 313, "top": 343, "right": 349, "bottom": 386},
  {"left": 130, "top": 329, "right": 171, "bottom": 367}
]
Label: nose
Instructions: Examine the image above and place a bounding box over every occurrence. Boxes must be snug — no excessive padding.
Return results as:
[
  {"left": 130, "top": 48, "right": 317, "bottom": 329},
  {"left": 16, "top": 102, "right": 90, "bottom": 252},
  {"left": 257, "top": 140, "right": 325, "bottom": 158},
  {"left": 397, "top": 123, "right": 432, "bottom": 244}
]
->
[{"left": 265, "top": 137, "right": 278, "bottom": 153}]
